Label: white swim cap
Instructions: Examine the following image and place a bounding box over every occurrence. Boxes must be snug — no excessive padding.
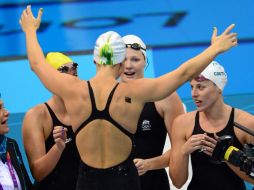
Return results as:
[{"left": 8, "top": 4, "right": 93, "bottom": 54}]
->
[
  {"left": 122, "top": 34, "right": 146, "bottom": 59},
  {"left": 200, "top": 61, "right": 227, "bottom": 91},
  {"left": 93, "top": 31, "right": 126, "bottom": 65}
]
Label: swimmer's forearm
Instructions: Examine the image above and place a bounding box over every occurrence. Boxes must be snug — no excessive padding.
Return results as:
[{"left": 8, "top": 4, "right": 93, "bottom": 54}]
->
[{"left": 25, "top": 29, "right": 46, "bottom": 71}]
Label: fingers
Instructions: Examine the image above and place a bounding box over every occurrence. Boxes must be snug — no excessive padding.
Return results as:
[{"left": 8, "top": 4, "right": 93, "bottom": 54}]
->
[
  {"left": 229, "top": 33, "right": 238, "bottom": 45},
  {"left": 198, "top": 134, "right": 219, "bottom": 156},
  {"left": 201, "top": 140, "right": 216, "bottom": 150},
  {"left": 222, "top": 23, "right": 235, "bottom": 35},
  {"left": 61, "top": 126, "right": 65, "bottom": 135},
  {"left": 19, "top": 10, "right": 26, "bottom": 27},
  {"left": 37, "top": 8, "right": 43, "bottom": 20},
  {"left": 53, "top": 126, "right": 67, "bottom": 141},
  {"left": 201, "top": 141, "right": 216, "bottom": 156},
  {"left": 133, "top": 158, "right": 142, "bottom": 168},
  {"left": 26, "top": 5, "right": 32, "bottom": 15},
  {"left": 232, "top": 37, "right": 237, "bottom": 43},
  {"left": 202, "top": 134, "right": 217, "bottom": 148},
  {"left": 211, "top": 27, "right": 217, "bottom": 42},
  {"left": 204, "top": 135, "right": 217, "bottom": 145},
  {"left": 213, "top": 133, "right": 219, "bottom": 140},
  {"left": 232, "top": 41, "right": 238, "bottom": 46},
  {"left": 22, "top": 9, "right": 27, "bottom": 17},
  {"left": 228, "top": 33, "right": 237, "bottom": 38},
  {"left": 139, "top": 170, "right": 146, "bottom": 176},
  {"left": 134, "top": 159, "right": 147, "bottom": 176},
  {"left": 20, "top": 9, "right": 27, "bottom": 23},
  {"left": 189, "top": 134, "right": 203, "bottom": 142},
  {"left": 133, "top": 158, "right": 139, "bottom": 165},
  {"left": 190, "top": 140, "right": 203, "bottom": 149},
  {"left": 53, "top": 126, "right": 67, "bottom": 151},
  {"left": 24, "top": 5, "right": 35, "bottom": 19},
  {"left": 189, "top": 133, "right": 218, "bottom": 154},
  {"left": 189, "top": 134, "right": 206, "bottom": 144},
  {"left": 20, "top": 5, "right": 43, "bottom": 26},
  {"left": 202, "top": 147, "right": 213, "bottom": 156},
  {"left": 187, "top": 135, "right": 206, "bottom": 153}
]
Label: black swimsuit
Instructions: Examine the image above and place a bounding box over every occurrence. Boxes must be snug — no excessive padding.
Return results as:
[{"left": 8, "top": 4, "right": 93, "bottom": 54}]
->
[
  {"left": 33, "top": 103, "right": 80, "bottom": 190},
  {"left": 134, "top": 102, "right": 170, "bottom": 190},
  {"left": 75, "top": 81, "right": 141, "bottom": 190},
  {"left": 188, "top": 108, "right": 246, "bottom": 190}
]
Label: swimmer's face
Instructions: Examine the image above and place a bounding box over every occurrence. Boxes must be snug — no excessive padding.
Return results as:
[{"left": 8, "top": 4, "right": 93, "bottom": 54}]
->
[
  {"left": 190, "top": 78, "right": 221, "bottom": 111},
  {"left": 121, "top": 48, "right": 146, "bottom": 82}
]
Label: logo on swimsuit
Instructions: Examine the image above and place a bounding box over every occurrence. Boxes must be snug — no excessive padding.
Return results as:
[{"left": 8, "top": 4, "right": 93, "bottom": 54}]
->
[{"left": 141, "top": 120, "right": 152, "bottom": 131}]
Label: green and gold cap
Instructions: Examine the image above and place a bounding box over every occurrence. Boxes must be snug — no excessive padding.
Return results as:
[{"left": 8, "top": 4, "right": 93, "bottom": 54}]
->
[{"left": 93, "top": 31, "right": 126, "bottom": 65}]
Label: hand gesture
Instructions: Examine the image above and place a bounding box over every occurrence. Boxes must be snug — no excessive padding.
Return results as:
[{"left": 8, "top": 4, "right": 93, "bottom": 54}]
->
[
  {"left": 53, "top": 126, "right": 68, "bottom": 151},
  {"left": 211, "top": 24, "right": 238, "bottom": 53},
  {"left": 133, "top": 158, "right": 148, "bottom": 176},
  {"left": 199, "top": 133, "right": 218, "bottom": 156},
  {"left": 19, "top": 5, "right": 43, "bottom": 33},
  {"left": 183, "top": 133, "right": 217, "bottom": 156}
]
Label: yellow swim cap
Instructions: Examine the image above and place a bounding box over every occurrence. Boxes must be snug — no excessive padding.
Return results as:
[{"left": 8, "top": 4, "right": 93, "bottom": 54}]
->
[{"left": 46, "top": 52, "right": 73, "bottom": 69}]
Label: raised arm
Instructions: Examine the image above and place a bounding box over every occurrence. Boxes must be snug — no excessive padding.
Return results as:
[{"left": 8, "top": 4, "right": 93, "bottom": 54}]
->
[
  {"left": 129, "top": 24, "right": 237, "bottom": 103},
  {"left": 19, "top": 5, "right": 77, "bottom": 99}
]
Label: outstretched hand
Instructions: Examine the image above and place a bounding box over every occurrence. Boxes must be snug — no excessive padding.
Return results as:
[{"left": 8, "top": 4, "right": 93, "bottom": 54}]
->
[
  {"left": 19, "top": 5, "right": 43, "bottom": 32},
  {"left": 211, "top": 24, "right": 238, "bottom": 53}
]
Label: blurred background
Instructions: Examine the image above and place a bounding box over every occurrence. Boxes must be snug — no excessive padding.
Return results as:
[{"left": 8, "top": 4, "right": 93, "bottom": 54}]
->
[{"left": 0, "top": 0, "right": 253, "bottom": 189}]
